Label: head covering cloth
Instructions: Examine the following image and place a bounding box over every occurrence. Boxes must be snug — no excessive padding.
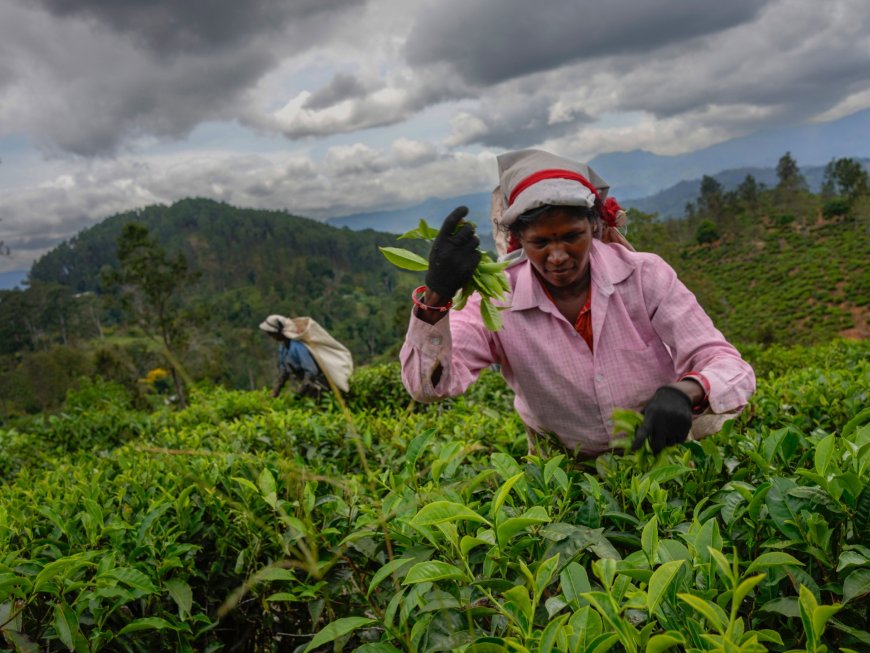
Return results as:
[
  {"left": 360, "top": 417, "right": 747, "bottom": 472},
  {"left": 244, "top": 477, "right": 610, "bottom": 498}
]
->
[{"left": 491, "top": 149, "right": 631, "bottom": 253}]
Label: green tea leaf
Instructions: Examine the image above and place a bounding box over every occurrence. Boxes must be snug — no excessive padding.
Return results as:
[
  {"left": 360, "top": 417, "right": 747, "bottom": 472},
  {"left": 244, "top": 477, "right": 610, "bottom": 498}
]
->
[
  {"left": 641, "top": 516, "right": 659, "bottom": 566},
  {"left": 732, "top": 573, "right": 764, "bottom": 609},
  {"left": 52, "top": 603, "right": 82, "bottom": 652},
  {"left": 404, "top": 429, "right": 435, "bottom": 468},
  {"left": 460, "top": 535, "right": 492, "bottom": 558},
  {"left": 479, "top": 293, "right": 503, "bottom": 332},
  {"left": 118, "top": 617, "right": 181, "bottom": 635},
  {"left": 647, "top": 560, "right": 684, "bottom": 616},
  {"left": 490, "top": 471, "right": 525, "bottom": 517},
  {"left": 410, "top": 501, "right": 490, "bottom": 527},
  {"left": 539, "top": 613, "right": 569, "bottom": 653},
  {"left": 368, "top": 558, "right": 415, "bottom": 596},
  {"left": 99, "top": 567, "right": 158, "bottom": 594},
  {"left": 379, "top": 247, "right": 429, "bottom": 271},
  {"left": 707, "top": 547, "right": 734, "bottom": 585},
  {"left": 302, "top": 617, "right": 376, "bottom": 653},
  {"left": 534, "top": 554, "right": 560, "bottom": 599},
  {"left": 843, "top": 568, "right": 870, "bottom": 604},
  {"left": 646, "top": 632, "right": 686, "bottom": 653},
  {"left": 586, "top": 634, "right": 620, "bottom": 653},
  {"left": 466, "top": 639, "right": 511, "bottom": 653},
  {"left": 165, "top": 577, "right": 193, "bottom": 618},
  {"left": 560, "top": 561, "right": 591, "bottom": 608},
  {"left": 497, "top": 506, "right": 550, "bottom": 547},
  {"left": 814, "top": 434, "right": 836, "bottom": 476},
  {"left": 34, "top": 556, "right": 95, "bottom": 593},
  {"left": 855, "top": 485, "right": 870, "bottom": 537},
  {"left": 504, "top": 584, "right": 533, "bottom": 624},
  {"left": 745, "top": 551, "right": 803, "bottom": 575},
  {"left": 257, "top": 467, "right": 276, "bottom": 497},
  {"left": 678, "top": 593, "right": 727, "bottom": 633},
  {"left": 402, "top": 561, "right": 467, "bottom": 584}
]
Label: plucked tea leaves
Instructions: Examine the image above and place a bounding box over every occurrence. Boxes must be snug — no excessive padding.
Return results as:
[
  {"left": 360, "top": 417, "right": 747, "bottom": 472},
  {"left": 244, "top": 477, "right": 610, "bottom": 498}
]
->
[
  {"left": 380, "top": 218, "right": 511, "bottom": 330},
  {"left": 378, "top": 246, "right": 430, "bottom": 271}
]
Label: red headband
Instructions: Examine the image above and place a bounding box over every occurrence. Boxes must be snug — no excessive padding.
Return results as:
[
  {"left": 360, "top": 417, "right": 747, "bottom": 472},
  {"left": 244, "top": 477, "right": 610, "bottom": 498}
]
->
[
  {"left": 503, "top": 168, "right": 624, "bottom": 257},
  {"left": 507, "top": 167, "right": 623, "bottom": 229},
  {"left": 507, "top": 168, "right": 601, "bottom": 207}
]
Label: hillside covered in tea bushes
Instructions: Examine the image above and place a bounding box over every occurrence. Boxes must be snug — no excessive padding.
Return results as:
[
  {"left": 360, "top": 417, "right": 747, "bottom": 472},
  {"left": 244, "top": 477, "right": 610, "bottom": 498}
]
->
[{"left": 1, "top": 339, "right": 868, "bottom": 651}]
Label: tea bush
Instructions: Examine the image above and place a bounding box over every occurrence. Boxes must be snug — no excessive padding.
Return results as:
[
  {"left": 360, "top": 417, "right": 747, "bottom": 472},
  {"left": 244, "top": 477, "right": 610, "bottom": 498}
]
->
[{"left": 1, "top": 340, "right": 869, "bottom": 652}]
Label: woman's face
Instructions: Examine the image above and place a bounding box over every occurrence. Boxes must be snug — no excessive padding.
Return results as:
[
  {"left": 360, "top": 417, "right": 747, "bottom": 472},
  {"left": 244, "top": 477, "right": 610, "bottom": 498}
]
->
[{"left": 518, "top": 207, "right": 593, "bottom": 291}]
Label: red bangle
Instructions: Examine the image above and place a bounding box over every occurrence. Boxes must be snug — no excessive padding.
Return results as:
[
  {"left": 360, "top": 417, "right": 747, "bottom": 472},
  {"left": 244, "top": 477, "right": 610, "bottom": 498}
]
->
[{"left": 412, "top": 285, "right": 452, "bottom": 312}]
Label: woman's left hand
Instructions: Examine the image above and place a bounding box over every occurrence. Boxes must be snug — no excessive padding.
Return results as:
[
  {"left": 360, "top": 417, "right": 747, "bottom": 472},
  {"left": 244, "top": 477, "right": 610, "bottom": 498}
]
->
[{"left": 632, "top": 385, "right": 693, "bottom": 453}]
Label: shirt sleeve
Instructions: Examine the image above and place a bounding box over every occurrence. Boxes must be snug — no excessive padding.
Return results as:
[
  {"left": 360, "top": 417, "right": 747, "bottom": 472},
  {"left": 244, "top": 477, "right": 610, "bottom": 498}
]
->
[
  {"left": 400, "top": 293, "right": 499, "bottom": 402},
  {"left": 640, "top": 255, "right": 756, "bottom": 418}
]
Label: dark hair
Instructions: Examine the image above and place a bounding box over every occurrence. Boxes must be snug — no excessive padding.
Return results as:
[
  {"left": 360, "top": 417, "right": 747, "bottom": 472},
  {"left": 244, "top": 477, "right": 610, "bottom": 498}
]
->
[{"left": 506, "top": 203, "right": 601, "bottom": 242}]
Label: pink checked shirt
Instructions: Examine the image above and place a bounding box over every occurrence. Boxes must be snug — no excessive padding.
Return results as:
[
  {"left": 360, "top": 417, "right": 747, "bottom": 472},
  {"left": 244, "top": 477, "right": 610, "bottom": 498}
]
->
[{"left": 401, "top": 240, "right": 756, "bottom": 456}]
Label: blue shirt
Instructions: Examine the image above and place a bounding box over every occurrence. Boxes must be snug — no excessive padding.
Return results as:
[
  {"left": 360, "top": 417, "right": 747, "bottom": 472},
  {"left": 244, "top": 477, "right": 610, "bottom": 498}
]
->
[{"left": 278, "top": 339, "right": 322, "bottom": 381}]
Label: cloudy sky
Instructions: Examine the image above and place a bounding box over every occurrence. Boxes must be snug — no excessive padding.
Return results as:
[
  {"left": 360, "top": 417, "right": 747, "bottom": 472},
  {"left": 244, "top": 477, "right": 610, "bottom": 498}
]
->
[{"left": 2, "top": 0, "right": 870, "bottom": 273}]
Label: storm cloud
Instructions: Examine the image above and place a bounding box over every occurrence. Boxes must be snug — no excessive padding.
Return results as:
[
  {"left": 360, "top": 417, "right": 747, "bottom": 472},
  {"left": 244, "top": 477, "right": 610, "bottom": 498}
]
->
[
  {"left": 404, "top": 0, "right": 765, "bottom": 85},
  {"left": 1, "top": 0, "right": 870, "bottom": 273}
]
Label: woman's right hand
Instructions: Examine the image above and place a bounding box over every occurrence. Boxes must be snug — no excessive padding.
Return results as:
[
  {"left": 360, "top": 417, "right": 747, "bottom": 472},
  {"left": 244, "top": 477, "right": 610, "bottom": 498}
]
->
[{"left": 425, "top": 206, "right": 481, "bottom": 299}]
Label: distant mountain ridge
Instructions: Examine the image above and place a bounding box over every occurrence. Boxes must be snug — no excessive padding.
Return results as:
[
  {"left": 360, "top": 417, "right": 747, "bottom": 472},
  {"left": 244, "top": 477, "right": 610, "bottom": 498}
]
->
[
  {"left": 328, "top": 192, "right": 497, "bottom": 252},
  {"left": 622, "top": 161, "right": 870, "bottom": 219},
  {"left": 590, "top": 107, "right": 870, "bottom": 199},
  {"left": 327, "top": 159, "right": 869, "bottom": 234},
  {"left": 326, "top": 108, "right": 870, "bottom": 234}
]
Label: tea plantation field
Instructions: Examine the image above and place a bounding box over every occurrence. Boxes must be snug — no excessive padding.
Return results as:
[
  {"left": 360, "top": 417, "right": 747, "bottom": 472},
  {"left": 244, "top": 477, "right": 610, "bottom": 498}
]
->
[{"left": 1, "top": 339, "right": 869, "bottom": 652}]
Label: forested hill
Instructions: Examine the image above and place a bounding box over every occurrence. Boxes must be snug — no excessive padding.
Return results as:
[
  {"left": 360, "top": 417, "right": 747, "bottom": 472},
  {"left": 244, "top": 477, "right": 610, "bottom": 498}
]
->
[
  {"left": 0, "top": 199, "right": 427, "bottom": 414},
  {"left": 29, "top": 197, "right": 411, "bottom": 299},
  {"left": 25, "top": 198, "right": 428, "bottom": 355}
]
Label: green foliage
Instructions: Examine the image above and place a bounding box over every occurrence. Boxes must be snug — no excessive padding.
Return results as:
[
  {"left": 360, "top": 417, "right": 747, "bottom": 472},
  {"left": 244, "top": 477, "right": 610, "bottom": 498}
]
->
[
  {"left": 823, "top": 157, "right": 869, "bottom": 202},
  {"left": 696, "top": 220, "right": 720, "bottom": 244},
  {"left": 823, "top": 198, "right": 850, "bottom": 219},
  {"left": 6, "top": 199, "right": 426, "bottom": 400},
  {"left": 666, "top": 213, "right": 870, "bottom": 346},
  {"left": 103, "top": 222, "right": 196, "bottom": 406},
  {"left": 381, "top": 218, "right": 511, "bottom": 331},
  {"left": 776, "top": 151, "right": 808, "bottom": 193},
  {"left": 1, "top": 340, "right": 869, "bottom": 652}
]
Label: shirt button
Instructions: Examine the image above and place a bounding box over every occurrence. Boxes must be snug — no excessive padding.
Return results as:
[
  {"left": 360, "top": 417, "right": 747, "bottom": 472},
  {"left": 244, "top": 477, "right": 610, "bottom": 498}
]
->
[
  {"left": 606, "top": 419, "right": 613, "bottom": 428},
  {"left": 429, "top": 336, "right": 442, "bottom": 345},
  {"left": 595, "top": 373, "right": 603, "bottom": 383}
]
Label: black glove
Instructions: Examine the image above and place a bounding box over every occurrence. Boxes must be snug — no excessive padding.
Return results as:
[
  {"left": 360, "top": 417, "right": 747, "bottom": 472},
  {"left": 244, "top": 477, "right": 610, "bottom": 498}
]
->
[
  {"left": 632, "top": 385, "right": 693, "bottom": 454},
  {"left": 425, "top": 206, "right": 481, "bottom": 299}
]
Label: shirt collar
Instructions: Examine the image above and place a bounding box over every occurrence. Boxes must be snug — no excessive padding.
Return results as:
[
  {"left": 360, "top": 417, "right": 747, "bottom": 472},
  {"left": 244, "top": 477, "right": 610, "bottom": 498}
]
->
[{"left": 508, "top": 240, "right": 634, "bottom": 311}]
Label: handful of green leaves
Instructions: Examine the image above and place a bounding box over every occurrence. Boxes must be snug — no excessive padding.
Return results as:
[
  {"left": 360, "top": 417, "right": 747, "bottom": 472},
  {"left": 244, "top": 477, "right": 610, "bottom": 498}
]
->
[{"left": 379, "top": 218, "right": 511, "bottom": 331}]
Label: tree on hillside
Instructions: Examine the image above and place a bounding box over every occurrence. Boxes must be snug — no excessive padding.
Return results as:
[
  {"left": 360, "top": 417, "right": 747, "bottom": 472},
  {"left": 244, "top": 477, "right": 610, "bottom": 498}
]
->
[
  {"left": 698, "top": 175, "right": 725, "bottom": 222},
  {"left": 737, "top": 174, "right": 762, "bottom": 210},
  {"left": 775, "top": 151, "right": 809, "bottom": 218},
  {"left": 696, "top": 219, "right": 720, "bottom": 244},
  {"left": 775, "top": 152, "right": 807, "bottom": 193},
  {"left": 103, "top": 223, "right": 194, "bottom": 407},
  {"left": 822, "top": 157, "right": 869, "bottom": 203}
]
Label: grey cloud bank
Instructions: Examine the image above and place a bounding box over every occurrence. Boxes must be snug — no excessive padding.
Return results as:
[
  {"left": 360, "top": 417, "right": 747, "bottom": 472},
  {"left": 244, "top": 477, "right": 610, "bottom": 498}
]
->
[{"left": 1, "top": 0, "right": 869, "bottom": 273}]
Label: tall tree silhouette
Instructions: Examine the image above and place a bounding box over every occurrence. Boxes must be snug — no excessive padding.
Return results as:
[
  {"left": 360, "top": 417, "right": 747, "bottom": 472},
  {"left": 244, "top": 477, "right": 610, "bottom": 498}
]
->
[{"left": 103, "top": 222, "right": 194, "bottom": 406}]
